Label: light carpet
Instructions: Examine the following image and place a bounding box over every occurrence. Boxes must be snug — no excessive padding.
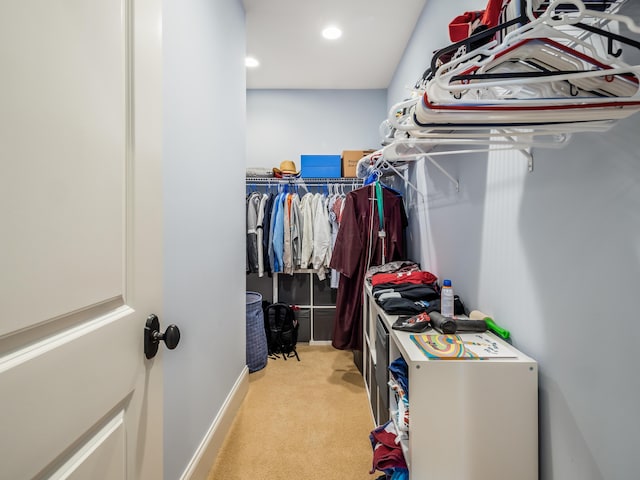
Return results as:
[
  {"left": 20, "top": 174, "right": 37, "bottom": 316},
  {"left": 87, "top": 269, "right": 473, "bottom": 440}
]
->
[{"left": 207, "top": 344, "right": 379, "bottom": 480}]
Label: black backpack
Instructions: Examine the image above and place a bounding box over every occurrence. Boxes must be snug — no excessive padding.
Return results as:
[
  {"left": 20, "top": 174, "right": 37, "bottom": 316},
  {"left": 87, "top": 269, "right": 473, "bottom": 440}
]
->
[{"left": 263, "top": 302, "right": 300, "bottom": 361}]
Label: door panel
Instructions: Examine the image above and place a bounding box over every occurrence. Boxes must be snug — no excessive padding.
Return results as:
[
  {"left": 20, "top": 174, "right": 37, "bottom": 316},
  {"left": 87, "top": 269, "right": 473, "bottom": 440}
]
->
[
  {"left": 48, "top": 412, "right": 126, "bottom": 480},
  {"left": 0, "top": 0, "right": 163, "bottom": 478},
  {"left": 2, "top": 309, "right": 137, "bottom": 479},
  {"left": 0, "top": 0, "right": 125, "bottom": 336}
]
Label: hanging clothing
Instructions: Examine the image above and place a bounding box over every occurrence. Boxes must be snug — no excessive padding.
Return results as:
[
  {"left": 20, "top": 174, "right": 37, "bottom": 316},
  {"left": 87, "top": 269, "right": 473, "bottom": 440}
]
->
[
  {"left": 270, "top": 191, "right": 286, "bottom": 273},
  {"left": 283, "top": 192, "right": 303, "bottom": 274},
  {"left": 299, "top": 192, "right": 315, "bottom": 268},
  {"left": 328, "top": 194, "right": 342, "bottom": 289},
  {"left": 246, "top": 191, "right": 262, "bottom": 273},
  {"left": 289, "top": 193, "right": 302, "bottom": 270},
  {"left": 312, "top": 193, "right": 332, "bottom": 280},
  {"left": 283, "top": 193, "right": 293, "bottom": 274},
  {"left": 260, "top": 192, "right": 275, "bottom": 277},
  {"left": 330, "top": 184, "right": 407, "bottom": 351},
  {"left": 256, "top": 193, "right": 269, "bottom": 277}
]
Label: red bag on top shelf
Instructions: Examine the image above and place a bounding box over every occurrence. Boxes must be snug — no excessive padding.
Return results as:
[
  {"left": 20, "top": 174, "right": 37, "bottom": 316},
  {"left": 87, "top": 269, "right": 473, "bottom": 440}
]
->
[
  {"left": 449, "top": 10, "right": 485, "bottom": 42},
  {"left": 448, "top": 0, "right": 511, "bottom": 42}
]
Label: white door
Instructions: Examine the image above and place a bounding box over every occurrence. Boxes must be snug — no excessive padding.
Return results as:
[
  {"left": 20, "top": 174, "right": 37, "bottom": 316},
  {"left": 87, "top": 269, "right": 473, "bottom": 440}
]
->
[{"left": 0, "top": 0, "right": 166, "bottom": 479}]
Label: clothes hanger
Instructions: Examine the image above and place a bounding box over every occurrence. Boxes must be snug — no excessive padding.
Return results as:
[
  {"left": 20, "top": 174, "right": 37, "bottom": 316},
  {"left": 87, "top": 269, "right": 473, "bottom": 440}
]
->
[
  {"left": 412, "top": 5, "right": 640, "bottom": 128},
  {"left": 425, "top": 0, "right": 639, "bottom": 98},
  {"left": 525, "top": 0, "right": 638, "bottom": 31},
  {"left": 430, "top": 39, "right": 639, "bottom": 104},
  {"left": 431, "top": 35, "right": 640, "bottom": 102},
  {"left": 425, "top": 0, "right": 634, "bottom": 84},
  {"left": 366, "top": 154, "right": 425, "bottom": 198}
]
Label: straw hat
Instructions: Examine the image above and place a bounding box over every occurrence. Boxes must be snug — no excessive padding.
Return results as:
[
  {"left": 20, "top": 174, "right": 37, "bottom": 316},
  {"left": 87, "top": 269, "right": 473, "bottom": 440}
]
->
[{"left": 273, "top": 160, "right": 300, "bottom": 178}]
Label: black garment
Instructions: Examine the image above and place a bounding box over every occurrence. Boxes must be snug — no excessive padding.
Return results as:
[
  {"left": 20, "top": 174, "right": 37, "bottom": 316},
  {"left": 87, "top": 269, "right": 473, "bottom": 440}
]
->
[
  {"left": 246, "top": 192, "right": 261, "bottom": 273},
  {"left": 372, "top": 283, "right": 439, "bottom": 301},
  {"left": 423, "top": 295, "right": 467, "bottom": 316},
  {"left": 261, "top": 193, "right": 275, "bottom": 276},
  {"left": 376, "top": 297, "right": 427, "bottom": 315}
]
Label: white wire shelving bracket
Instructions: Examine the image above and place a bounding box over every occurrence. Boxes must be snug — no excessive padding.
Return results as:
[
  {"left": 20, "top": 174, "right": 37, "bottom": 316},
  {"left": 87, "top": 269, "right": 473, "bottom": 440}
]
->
[{"left": 373, "top": 127, "right": 576, "bottom": 191}]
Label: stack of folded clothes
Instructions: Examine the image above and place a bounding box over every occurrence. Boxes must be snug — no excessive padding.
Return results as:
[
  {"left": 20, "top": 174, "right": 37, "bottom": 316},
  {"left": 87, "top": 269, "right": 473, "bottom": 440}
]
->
[
  {"left": 371, "top": 269, "right": 440, "bottom": 315},
  {"left": 365, "top": 260, "right": 420, "bottom": 284}
]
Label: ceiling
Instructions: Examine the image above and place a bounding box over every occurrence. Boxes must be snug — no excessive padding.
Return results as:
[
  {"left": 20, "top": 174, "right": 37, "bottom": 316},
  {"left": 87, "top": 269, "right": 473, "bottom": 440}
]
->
[{"left": 243, "top": 0, "right": 428, "bottom": 90}]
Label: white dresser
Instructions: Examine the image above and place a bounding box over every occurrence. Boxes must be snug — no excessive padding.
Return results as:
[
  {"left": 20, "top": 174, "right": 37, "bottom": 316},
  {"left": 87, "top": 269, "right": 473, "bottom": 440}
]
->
[{"left": 362, "top": 283, "right": 539, "bottom": 480}]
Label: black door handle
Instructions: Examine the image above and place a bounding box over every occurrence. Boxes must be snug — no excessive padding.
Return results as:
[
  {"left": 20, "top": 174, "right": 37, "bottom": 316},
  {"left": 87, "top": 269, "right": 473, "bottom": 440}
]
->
[{"left": 144, "top": 314, "right": 181, "bottom": 359}]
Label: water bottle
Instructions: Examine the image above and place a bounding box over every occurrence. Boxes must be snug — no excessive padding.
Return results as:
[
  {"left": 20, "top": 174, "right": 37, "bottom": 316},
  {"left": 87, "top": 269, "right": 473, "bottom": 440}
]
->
[{"left": 441, "top": 279, "right": 454, "bottom": 317}]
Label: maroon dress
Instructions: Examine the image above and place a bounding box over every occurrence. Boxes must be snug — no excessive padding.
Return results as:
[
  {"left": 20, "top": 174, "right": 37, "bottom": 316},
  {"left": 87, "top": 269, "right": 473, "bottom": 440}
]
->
[{"left": 330, "top": 184, "right": 407, "bottom": 350}]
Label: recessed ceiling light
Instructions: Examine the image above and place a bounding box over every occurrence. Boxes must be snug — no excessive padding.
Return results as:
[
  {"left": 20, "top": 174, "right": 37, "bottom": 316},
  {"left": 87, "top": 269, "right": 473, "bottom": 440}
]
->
[
  {"left": 245, "top": 57, "right": 260, "bottom": 68},
  {"left": 322, "top": 26, "right": 342, "bottom": 40}
]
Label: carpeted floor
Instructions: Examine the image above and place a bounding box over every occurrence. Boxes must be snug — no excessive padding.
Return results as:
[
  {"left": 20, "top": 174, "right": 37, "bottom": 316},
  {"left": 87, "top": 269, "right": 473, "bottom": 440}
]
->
[{"left": 207, "top": 344, "right": 379, "bottom": 480}]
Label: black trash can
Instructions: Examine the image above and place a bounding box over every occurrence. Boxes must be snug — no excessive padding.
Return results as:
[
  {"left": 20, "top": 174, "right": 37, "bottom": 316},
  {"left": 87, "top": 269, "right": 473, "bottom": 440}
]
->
[{"left": 246, "top": 291, "right": 268, "bottom": 372}]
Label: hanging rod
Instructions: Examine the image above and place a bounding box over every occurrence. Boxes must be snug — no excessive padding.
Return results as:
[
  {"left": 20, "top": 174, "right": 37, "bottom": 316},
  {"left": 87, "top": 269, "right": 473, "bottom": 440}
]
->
[{"left": 246, "top": 176, "right": 362, "bottom": 185}]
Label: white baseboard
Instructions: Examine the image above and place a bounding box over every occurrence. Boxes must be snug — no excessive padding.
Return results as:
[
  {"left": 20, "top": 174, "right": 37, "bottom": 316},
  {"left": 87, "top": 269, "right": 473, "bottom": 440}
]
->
[{"left": 179, "top": 366, "right": 249, "bottom": 480}]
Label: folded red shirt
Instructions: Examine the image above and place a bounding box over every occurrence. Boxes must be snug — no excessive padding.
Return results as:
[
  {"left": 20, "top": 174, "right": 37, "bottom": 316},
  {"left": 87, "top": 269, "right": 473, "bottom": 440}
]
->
[{"left": 371, "top": 270, "right": 437, "bottom": 287}]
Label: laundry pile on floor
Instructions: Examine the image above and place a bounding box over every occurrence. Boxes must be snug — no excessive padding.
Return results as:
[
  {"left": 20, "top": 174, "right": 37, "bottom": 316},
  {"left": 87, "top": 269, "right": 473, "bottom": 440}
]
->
[{"left": 369, "top": 420, "right": 408, "bottom": 480}]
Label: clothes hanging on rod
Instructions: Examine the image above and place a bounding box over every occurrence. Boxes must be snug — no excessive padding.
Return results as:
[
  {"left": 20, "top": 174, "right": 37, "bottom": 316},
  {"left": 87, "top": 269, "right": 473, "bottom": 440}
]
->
[
  {"left": 330, "top": 182, "right": 408, "bottom": 351},
  {"left": 246, "top": 178, "right": 357, "bottom": 284}
]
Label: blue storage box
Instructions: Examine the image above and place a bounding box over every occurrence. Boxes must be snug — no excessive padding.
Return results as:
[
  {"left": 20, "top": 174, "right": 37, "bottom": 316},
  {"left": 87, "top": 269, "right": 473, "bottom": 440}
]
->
[{"left": 300, "top": 154, "right": 341, "bottom": 178}]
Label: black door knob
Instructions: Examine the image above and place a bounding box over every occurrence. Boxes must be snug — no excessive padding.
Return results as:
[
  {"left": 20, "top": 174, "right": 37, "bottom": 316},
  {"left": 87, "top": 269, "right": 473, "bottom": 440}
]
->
[{"left": 144, "top": 314, "right": 181, "bottom": 359}]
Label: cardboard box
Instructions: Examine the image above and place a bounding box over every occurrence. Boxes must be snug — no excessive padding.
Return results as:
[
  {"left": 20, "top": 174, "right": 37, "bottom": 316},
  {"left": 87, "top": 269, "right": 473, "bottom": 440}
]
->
[
  {"left": 342, "top": 150, "right": 376, "bottom": 178},
  {"left": 300, "top": 154, "right": 342, "bottom": 178}
]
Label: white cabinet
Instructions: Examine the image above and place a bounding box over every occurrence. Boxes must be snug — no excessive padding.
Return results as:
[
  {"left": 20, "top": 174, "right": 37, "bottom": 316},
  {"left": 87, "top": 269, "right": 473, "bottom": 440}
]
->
[{"left": 363, "top": 284, "right": 538, "bottom": 480}]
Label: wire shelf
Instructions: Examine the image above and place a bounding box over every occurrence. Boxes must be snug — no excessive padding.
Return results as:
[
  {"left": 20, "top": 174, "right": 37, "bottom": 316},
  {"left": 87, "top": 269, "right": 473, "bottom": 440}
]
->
[{"left": 245, "top": 176, "right": 362, "bottom": 185}]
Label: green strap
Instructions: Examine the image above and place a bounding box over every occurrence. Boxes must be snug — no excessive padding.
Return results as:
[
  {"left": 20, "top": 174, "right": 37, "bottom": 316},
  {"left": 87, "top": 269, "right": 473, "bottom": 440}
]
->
[{"left": 375, "top": 181, "right": 384, "bottom": 230}]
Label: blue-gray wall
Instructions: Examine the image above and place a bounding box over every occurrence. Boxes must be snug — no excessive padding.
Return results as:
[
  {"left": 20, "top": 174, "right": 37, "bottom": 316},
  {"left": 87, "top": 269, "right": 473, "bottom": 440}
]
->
[
  {"left": 390, "top": 2, "right": 640, "bottom": 479},
  {"left": 163, "top": 0, "right": 246, "bottom": 479},
  {"left": 388, "top": 0, "right": 487, "bottom": 110},
  {"left": 247, "top": 89, "right": 386, "bottom": 168}
]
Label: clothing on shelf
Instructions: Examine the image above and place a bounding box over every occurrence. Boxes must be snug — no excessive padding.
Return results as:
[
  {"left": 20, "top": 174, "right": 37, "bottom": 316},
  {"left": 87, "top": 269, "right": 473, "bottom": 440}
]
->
[
  {"left": 364, "top": 260, "right": 420, "bottom": 283},
  {"left": 388, "top": 356, "right": 409, "bottom": 399},
  {"left": 371, "top": 270, "right": 437, "bottom": 287},
  {"left": 370, "top": 269, "right": 441, "bottom": 315},
  {"left": 369, "top": 420, "right": 409, "bottom": 480},
  {"left": 388, "top": 375, "right": 410, "bottom": 433},
  {"left": 372, "top": 283, "right": 439, "bottom": 302}
]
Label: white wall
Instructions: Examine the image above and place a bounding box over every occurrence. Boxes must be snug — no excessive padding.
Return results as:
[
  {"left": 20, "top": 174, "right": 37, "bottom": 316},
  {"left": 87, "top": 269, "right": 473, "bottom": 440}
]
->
[
  {"left": 162, "top": 1, "right": 246, "bottom": 479},
  {"left": 388, "top": 0, "right": 486, "bottom": 109},
  {"left": 247, "top": 89, "right": 386, "bottom": 169},
  {"left": 391, "top": 1, "right": 640, "bottom": 479}
]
